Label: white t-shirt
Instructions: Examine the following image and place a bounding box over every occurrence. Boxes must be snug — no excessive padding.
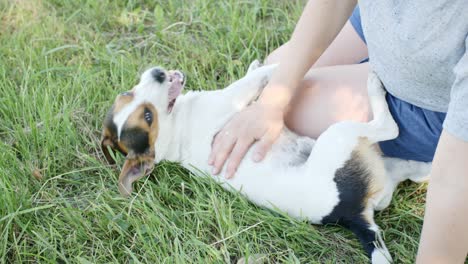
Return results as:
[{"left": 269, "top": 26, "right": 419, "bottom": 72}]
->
[{"left": 359, "top": 0, "right": 468, "bottom": 141}]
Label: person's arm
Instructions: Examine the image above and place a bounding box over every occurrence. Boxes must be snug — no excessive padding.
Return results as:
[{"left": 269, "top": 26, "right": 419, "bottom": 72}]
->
[
  {"left": 258, "top": 0, "right": 357, "bottom": 109},
  {"left": 417, "top": 37, "right": 468, "bottom": 263},
  {"left": 416, "top": 131, "right": 468, "bottom": 263},
  {"left": 209, "top": 0, "right": 357, "bottom": 178}
]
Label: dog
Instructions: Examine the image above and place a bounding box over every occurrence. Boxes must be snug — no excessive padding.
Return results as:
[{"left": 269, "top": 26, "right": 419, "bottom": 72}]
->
[{"left": 100, "top": 61, "right": 431, "bottom": 263}]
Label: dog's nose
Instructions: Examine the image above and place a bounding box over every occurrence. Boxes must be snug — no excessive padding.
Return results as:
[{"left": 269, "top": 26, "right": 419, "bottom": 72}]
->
[{"left": 151, "top": 68, "right": 166, "bottom": 83}]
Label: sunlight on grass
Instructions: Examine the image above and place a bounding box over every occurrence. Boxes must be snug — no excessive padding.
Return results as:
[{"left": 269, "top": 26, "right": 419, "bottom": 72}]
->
[{"left": 0, "top": 0, "right": 427, "bottom": 263}]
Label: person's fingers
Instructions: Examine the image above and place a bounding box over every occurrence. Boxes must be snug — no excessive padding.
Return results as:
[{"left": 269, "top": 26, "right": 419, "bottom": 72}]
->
[
  {"left": 211, "top": 134, "right": 236, "bottom": 175},
  {"left": 225, "top": 137, "right": 255, "bottom": 179},
  {"left": 208, "top": 132, "right": 222, "bottom": 165},
  {"left": 252, "top": 126, "right": 281, "bottom": 162},
  {"left": 209, "top": 124, "right": 236, "bottom": 165}
]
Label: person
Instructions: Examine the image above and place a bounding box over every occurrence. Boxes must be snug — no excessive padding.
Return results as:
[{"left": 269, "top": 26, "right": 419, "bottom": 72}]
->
[{"left": 208, "top": 0, "right": 468, "bottom": 262}]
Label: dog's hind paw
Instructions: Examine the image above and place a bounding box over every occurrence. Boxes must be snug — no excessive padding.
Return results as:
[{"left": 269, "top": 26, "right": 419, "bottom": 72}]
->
[{"left": 367, "top": 71, "right": 386, "bottom": 97}]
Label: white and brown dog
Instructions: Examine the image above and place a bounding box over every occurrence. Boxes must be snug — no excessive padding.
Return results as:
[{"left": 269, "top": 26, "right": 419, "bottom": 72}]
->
[{"left": 100, "top": 61, "right": 430, "bottom": 263}]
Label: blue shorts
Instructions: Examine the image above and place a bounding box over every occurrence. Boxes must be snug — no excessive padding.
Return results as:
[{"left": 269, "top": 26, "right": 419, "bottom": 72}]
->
[
  {"left": 349, "top": 6, "right": 446, "bottom": 162},
  {"left": 349, "top": 5, "right": 366, "bottom": 44}
]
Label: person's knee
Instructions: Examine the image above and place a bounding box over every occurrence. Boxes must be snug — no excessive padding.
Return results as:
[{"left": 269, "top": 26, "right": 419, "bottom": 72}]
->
[
  {"left": 264, "top": 42, "right": 290, "bottom": 65},
  {"left": 283, "top": 78, "right": 329, "bottom": 138},
  {"left": 284, "top": 65, "right": 371, "bottom": 138}
]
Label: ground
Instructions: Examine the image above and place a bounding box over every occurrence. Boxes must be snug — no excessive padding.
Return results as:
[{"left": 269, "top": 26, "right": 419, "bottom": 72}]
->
[{"left": 0, "top": 0, "right": 428, "bottom": 263}]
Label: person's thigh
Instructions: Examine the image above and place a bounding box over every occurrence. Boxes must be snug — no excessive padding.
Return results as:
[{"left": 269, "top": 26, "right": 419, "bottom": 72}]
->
[
  {"left": 265, "top": 8, "right": 370, "bottom": 139},
  {"left": 285, "top": 63, "right": 370, "bottom": 139},
  {"left": 265, "top": 21, "right": 368, "bottom": 68}
]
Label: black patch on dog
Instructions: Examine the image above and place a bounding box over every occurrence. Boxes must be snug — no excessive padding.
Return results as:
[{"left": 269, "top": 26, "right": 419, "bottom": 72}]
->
[
  {"left": 321, "top": 151, "right": 377, "bottom": 257},
  {"left": 104, "top": 109, "right": 118, "bottom": 137},
  {"left": 151, "top": 68, "right": 166, "bottom": 83},
  {"left": 120, "top": 127, "right": 150, "bottom": 155}
]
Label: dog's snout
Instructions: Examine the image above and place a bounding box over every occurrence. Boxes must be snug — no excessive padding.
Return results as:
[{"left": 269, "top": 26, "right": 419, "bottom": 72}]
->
[{"left": 151, "top": 68, "right": 166, "bottom": 83}]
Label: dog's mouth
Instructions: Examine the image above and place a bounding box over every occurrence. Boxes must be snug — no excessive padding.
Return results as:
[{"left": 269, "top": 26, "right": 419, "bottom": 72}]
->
[{"left": 167, "top": 70, "right": 185, "bottom": 112}]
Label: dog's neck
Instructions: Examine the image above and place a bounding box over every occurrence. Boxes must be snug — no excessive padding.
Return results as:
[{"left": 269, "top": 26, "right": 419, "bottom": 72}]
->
[{"left": 154, "top": 92, "right": 199, "bottom": 163}]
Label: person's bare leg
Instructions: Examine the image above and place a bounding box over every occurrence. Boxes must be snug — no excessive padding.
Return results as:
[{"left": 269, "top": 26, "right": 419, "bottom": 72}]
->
[
  {"left": 286, "top": 63, "right": 370, "bottom": 138},
  {"left": 265, "top": 21, "right": 368, "bottom": 67},
  {"left": 264, "top": 21, "right": 370, "bottom": 139}
]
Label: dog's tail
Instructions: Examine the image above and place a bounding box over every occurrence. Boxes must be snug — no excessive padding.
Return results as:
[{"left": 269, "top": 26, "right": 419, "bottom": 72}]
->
[
  {"left": 322, "top": 214, "right": 392, "bottom": 263},
  {"left": 346, "top": 217, "right": 392, "bottom": 264}
]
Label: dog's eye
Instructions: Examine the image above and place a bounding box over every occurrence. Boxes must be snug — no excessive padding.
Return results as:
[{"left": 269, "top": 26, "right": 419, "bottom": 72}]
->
[
  {"left": 143, "top": 107, "right": 153, "bottom": 125},
  {"left": 120, "top": 91, "right": 133, "bottom": 96}
]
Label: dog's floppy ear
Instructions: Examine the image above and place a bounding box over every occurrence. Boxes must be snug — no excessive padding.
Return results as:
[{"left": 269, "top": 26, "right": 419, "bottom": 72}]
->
[
  {"left": 101, "top": 136, "right": 117, "bottom": 164},
  {"left": 118, "top": 157, "right": 154, "bottom": 196}
]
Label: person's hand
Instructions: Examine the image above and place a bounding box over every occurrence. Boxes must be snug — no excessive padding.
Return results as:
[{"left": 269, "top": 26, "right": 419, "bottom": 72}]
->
[{"left": 208, "top": 101, "right": 285, "bottom": 179}]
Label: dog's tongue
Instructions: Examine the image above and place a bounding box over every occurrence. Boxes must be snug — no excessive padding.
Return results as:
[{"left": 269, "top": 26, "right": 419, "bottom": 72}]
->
[{"left": 168, "top": 71, "right": 184, "bottom": 100}]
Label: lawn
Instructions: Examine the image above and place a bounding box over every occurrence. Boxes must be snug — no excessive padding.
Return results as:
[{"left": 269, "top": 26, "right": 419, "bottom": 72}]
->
[{"left": 0, "top": 0, "right": 428, "bottom": 263}]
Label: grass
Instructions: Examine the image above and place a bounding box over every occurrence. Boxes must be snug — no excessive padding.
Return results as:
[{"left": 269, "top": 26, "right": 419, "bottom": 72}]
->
[{"left": 0, "top": 0, "right": 428, "bottom": 263}]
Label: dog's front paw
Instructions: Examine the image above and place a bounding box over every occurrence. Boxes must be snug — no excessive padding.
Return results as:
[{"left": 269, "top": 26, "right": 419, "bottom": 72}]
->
[{"left": 247, "top": 59, "right": 263, "bottom": 73}]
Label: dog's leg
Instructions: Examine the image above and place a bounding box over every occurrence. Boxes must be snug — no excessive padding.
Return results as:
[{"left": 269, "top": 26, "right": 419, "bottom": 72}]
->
[
  {"left": 246, "top": 59, "right": 262, "bottom": 74},
  {"left": 383, "top": 158, "right": 431, "bottom": 183},
  {"left": 306, "top": 71, "right": 397, "bottom": 160},
  {"left": 219, "top": 64, "right": 278, "bottom": 111},
  {"left": 372, "top": 158, "right": 431, "bottom": 211},
  {"left": 365, "top": 209, "right": 393, "bottom": 264},
  {"left": 324, "top": 215, "right": 392, "bottom": 264},
  {"left": 345, "top": 207, "right": 392, "bottom": 264},
  {"left": 302, "top": 72, "right": 397, "bottom": 262},
  {"left": 304, "top": 126, "right": 393, "bottom": 262},
  {"left": 365, "top": 71, "right": 399, "bottom": 143}
]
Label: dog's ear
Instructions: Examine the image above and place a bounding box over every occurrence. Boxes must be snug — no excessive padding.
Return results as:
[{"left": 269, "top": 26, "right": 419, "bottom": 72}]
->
[
  {"left": 101, "top": 136, "right": 117, "bottom": 164},
  {"left": 118, "top": 157, "right": 154, "bottom": 196}
]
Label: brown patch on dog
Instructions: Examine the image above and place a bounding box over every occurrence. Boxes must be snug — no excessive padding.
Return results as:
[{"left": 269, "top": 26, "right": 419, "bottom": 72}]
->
[
  {"left": 353, "top": 137, "right": 388, "bottom": 224},
  {"left": 355, "top": 138, "right": 386, "bottom": 203},
  {"left": 101, "top": 124, "right": 128, "bottom": 164},
  {"left": 101, "top": 106, "right": 119, "bottom": 164},
  {"left": 362, "top": 204, "right": 375, "bottom": 226},
  {"left": 101, "top": 134, "right": 117, "bottom": 164},
  {"left": 100, "top": 98, "right": 158, "bottom": 162},
  {"left": 113, "top": 92, "right": 134, "bottom": 114},
  {"left": 124, "top": 103, "right": 159, "bottom": 152}
]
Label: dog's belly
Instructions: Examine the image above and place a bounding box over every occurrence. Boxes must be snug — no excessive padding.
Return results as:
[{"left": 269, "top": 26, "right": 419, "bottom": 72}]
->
[{"left": 185, "top": 130, "right": 341, "bottom": 224}]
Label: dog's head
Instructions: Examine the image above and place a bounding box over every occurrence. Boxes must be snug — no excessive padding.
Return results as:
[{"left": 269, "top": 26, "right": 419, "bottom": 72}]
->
[{"left": 101, "top": 66, "right": 185, "bottom": 196}]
